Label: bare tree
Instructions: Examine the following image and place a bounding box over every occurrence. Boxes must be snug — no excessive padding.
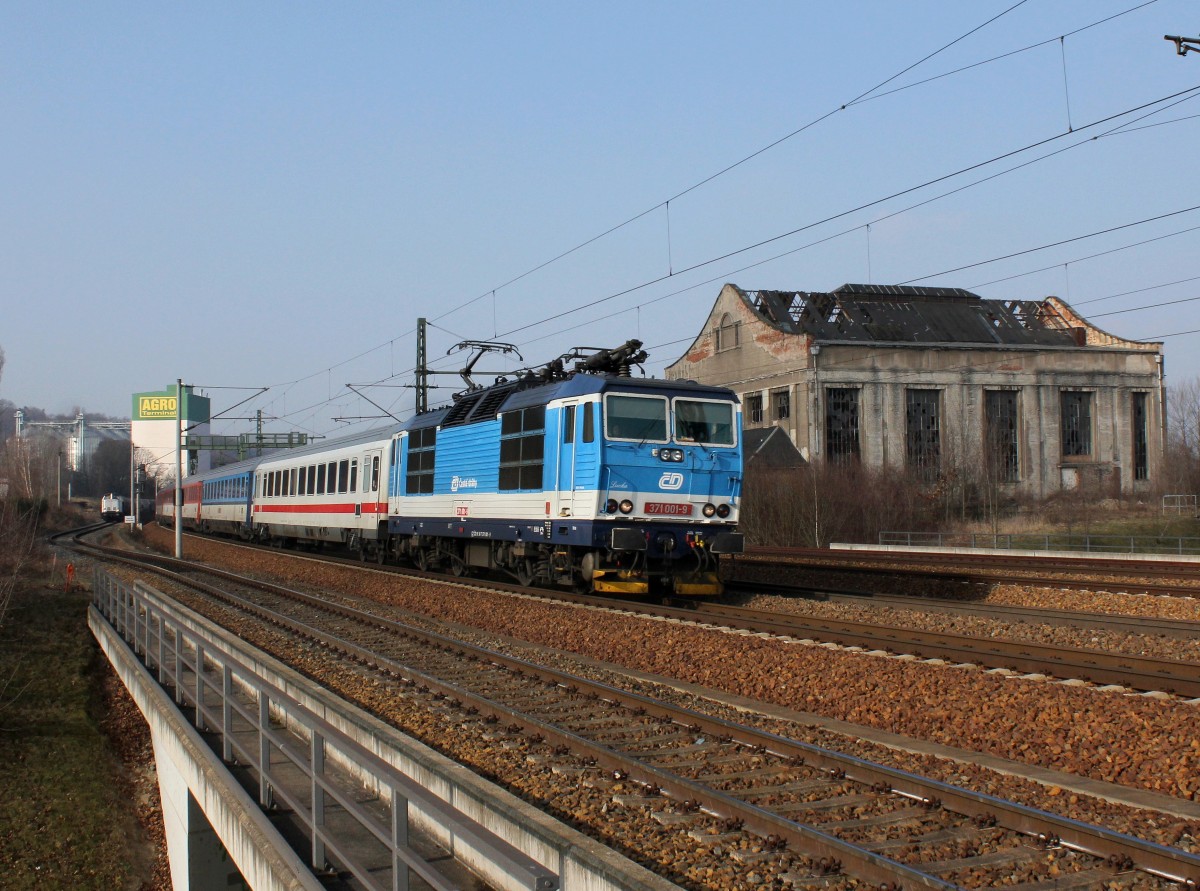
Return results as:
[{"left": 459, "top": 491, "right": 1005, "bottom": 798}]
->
[{"left": 1165, "top": 376, "right": 1200, "bottom": 496}]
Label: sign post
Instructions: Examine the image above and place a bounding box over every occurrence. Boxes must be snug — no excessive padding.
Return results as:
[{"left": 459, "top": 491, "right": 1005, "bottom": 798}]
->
[{"left": 175, "top": 378, "right": 183, "bottom": 559}]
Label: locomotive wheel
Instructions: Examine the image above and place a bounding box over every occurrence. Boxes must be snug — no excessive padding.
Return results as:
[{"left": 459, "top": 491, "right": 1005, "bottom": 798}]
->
[
  {"left": 414, "top": 548, "right": 430, "bottom": 572},
  {"left": 449, "top": 558, "right": 469, "bottom": 578}
]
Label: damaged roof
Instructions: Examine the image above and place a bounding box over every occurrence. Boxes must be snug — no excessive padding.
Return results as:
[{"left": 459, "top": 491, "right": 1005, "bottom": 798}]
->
[{"left": 741, "top": 283, "right": 1085, "bottom": 347}]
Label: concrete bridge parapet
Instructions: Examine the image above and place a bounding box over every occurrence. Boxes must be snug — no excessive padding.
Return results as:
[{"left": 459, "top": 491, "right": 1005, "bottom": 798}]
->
[{"left": 90, "top": 568, "right": 678, "bottom": 891}]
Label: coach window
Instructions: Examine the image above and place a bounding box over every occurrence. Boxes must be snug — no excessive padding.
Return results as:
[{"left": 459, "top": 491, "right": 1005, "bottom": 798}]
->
[
  {"left": 350, "top": 459, "right": 358, "bottom": 493},
  {"left": 316, "top": 464, "right": 325, "bottom": 495},
  {"left": 604, "top": 394, "right": 667, "bottom": 442},
  {"left": 307, "top": 465, "right": 316, "bottom": 495},
  {"left": 338, "top": 459, "right": 349, "bottom": 493},
  {"left": 327, "top": 462, "right": 337, "bottom": 493},
  {"left": 371, "top": 456, "right": 380, "bottom": 492},
  {"left": 298, "top": 466, "right": 307, "bottom": 495}
]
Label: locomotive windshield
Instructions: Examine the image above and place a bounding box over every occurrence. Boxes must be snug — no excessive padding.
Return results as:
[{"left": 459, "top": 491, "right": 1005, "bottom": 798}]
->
[
  {"left": 674, "top": 399, "right": 735, "bottom": 445},
  {"left": 604, "top": 393, "right": 735, "bottom": 446},
  {"left": 604, "top": 394, "right": 668, "bottom": 442}
]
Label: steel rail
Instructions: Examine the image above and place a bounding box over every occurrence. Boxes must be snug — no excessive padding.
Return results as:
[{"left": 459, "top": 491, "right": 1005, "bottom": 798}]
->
[
  {"left": 742, "top": 547, "right": 1200, "bottom": 597},
  {"left": 71, "top": 532, "right": 1200, "bottom": 888},
  {"left": 73, "top": 527, "right": 1200, "bottom": 695},
  {"left": 684, "top": 600, "right": 1200, "bottom": 698},
  {"left": 723, "top": 580, "right": 1200, "bottom": 638}
]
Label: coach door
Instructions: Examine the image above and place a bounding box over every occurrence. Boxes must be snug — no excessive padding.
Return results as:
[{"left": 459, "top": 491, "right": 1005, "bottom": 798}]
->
[
  {"left": 359, "top": 449, "right": 382, "bottom": 523},
  {"left": 554, "top": 403, "right": 578, "bottom": 517}
]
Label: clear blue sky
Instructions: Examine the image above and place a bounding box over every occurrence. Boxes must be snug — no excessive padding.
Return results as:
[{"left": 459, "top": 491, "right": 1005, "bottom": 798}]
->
[{"left": 2, "top": 2, "right": 1197, "bottom": 438}]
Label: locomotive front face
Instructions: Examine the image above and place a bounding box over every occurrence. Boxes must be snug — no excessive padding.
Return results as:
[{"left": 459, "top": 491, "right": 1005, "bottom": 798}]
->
[{"left": 598, "top": 391, "right": 741, "bottom": 530}]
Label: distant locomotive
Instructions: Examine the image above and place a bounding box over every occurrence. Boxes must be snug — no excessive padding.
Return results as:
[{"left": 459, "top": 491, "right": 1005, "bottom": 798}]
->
[
  {"left": 160, "top": 340, "right": 744, "bottom": 595},
  {"left": 100, "top": 493, "right": 125, "bottom": 521}
]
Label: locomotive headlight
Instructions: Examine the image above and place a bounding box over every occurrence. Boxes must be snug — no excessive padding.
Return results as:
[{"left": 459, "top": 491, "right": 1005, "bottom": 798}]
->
[
  {"left": 605, "top": 498, "right": 619, "bottom": 514},
  {"left": 702, "top": 503, "right": 717, "bottom": 518},
  {"left": 658, "top": 449, "right": 683, "bottom": 462},
  {"left": 716, "top": 503, "right": 731, "bottom": 518},
  {"left": 619, "top": 499, "right": 634, "bottom": 514}
]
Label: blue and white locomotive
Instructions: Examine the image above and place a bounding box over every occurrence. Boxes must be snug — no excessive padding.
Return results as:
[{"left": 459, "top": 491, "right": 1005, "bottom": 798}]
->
[{"left": 160, "top": 340, "right": 743, "bottom": 595}]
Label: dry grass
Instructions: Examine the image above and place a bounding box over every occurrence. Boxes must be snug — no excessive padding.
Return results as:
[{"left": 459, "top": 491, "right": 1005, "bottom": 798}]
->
[{"left": 0, "top": 504, "right": 166, "bottom": 890}]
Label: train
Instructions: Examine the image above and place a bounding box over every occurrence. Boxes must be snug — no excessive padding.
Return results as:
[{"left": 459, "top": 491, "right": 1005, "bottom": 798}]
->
[
  {"left": 100, "top": 493, "right": 125, "bottom": 521},
  {"left": 101, "top": 493, "right": 156, "bottom": 522},
  {"left": 158, "top": 340, "right": 744, "bottom": 595}
]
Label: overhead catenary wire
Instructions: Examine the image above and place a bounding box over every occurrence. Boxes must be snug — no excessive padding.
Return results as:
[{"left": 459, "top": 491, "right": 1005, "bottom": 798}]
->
[
  {"left": 487, "top": 85, "right": 1200, "bottom": 344},
  {"left": 285, "top": 143, "right": 1200, "bottom": 427},
  {"left": 425, "top": 0, "right": 1048, "bottom": 328},
  {"left": 227, "top": 3, "right": 1181, "bottom": 429},
  {"left": 248, "top": 3, "right": 1160, "bottom": 409}
]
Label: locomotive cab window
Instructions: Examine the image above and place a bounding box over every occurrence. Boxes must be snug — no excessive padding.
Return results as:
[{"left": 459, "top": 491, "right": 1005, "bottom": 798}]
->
[
  {"left": 604, "top": 394, "right": 668, "bottom": 443},
  {"left": 673, "top": 399, "right": 735, "bottom": 446}
]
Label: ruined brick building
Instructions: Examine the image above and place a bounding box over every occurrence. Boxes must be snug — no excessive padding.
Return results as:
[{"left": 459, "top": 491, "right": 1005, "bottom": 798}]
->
[{"left": 665, "top": 283, "right": 1165, "bottom": 497}]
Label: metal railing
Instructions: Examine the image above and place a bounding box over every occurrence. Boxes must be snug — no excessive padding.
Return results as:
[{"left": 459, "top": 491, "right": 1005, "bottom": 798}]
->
[
  {"left": 878, "top": 531, "right": 1200, "bottom": 556},
  {"left": 93, "top": 569, "right": 558, "bottom": 891},
  {"left": 1162, "top": 494, "right": 1198, "bottom": 515}
]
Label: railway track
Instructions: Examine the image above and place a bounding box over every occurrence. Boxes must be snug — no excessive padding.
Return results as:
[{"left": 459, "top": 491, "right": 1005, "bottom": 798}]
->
[
  {"left": 739, "top": 547, "right": 1200, "bottom": 598},
  {"left": 724, "top": 581, "right": 1200, "bottom": 639},
  {"left": 75, "top": 527, "right": 1200, "bottom": 889},
  {"left": 79, "top": 525, "right": 1200, "bottom": 698}
]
